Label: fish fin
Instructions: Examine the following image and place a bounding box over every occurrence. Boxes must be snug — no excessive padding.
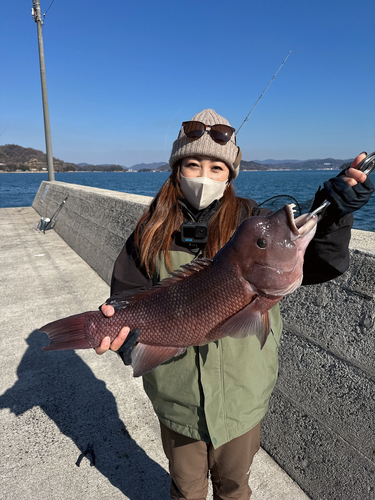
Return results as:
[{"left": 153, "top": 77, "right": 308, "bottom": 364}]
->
[
  {"left": 131, "top": 343, "right": 187, "bottom": 377},
  {"left": 40, "top": 312, "right": 95, "bottom": 351},
  {"left": 257, "top": 312, "right": 270, "bottom": 348},
  {"left": 105, "top": 297, "right": 132, "bottom": 310},
  {"left": 220, "top": 302, "right": 270, "bottom": 348},
  {"left": 119, "top": 258, "right": 213, "bottom": 305},
  {"left": 174, "top": 258, "right": 213, "bottom": 275},
  {"left": 117, "top": 329, "right": 140, "bottom": 365}
]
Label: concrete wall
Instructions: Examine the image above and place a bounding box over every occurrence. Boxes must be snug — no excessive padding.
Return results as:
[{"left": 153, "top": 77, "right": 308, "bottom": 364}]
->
[
  {"left": 33, "top": 181, "right": 150, "bottom": 285},
  {"left": 33, "top": 181, "right": 375, "bottom": 500},
  {"left": 263, "top": 252, "right": 375, "bottom": 499}
]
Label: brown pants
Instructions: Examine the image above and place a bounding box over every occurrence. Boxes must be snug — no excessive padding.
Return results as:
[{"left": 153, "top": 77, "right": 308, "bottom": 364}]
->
[{"left": 160, "top": 421, "right": 261, "bottom": 500}]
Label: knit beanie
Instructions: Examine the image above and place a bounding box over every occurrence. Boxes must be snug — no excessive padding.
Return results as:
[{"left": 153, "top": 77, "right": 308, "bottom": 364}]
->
[{"left": 169, "top": 109, "right": 241, "bottom": 179}]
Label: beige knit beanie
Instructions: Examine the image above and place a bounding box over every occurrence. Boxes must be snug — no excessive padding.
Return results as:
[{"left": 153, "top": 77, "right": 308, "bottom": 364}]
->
[{"left": 169, "top": 108, "right": 242, "bottom": 179}]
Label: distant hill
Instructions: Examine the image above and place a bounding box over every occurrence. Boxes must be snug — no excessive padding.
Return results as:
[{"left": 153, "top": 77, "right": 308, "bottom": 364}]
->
[
  {"left": 138, "top": 163, "right": 170, "bottom": 172},
  {"left": 240, "top": 160, "right": 268, "bottom": 171},
  {"left": 267, "top": 158, "right": 351, "bottom": 170},
  {"left": 155, "top": 163, "right": 171, "bottom": 172},
  {"left": 152, "top": 158, "right": 351, "bottom": 172},
  {"left": 74, "top": 163, "right": 126, "bottom": 172},
  {"left": 0, "top": 145, "right": 128, "bottom": 172},
  {"left": 130, "top": 162, "right": 168, "bottom": 171},
  {"left": 255, "top": 159, "right": 302, "bottom": 165},
  {"left": 0, "top": 144, "right": 75, "bottom": 172},
  {"left": 0, "top": 144, "right": 351, "bottom": 173}
]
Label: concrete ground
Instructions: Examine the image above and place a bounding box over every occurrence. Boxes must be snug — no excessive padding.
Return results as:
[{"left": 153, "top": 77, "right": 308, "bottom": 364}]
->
[
  {"left": 0, "top": 206, "right": 310, "bottom": 500},
  {"left": 349, "top": 227, "right": 375, "bottom": 254}
]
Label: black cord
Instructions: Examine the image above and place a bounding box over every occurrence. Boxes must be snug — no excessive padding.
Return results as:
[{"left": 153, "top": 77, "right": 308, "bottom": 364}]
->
[{"left": 258, "top": 194, "right": 302, "bottom": 216}]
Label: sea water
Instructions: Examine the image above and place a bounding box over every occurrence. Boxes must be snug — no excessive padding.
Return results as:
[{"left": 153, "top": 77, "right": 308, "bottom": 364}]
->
[{"left": 0, "top": 171, "right": 373, "bottom": 231}]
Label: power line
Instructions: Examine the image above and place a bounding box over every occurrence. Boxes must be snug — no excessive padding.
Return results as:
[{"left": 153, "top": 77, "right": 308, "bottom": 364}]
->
[{"left": 44, "top": 0, "right": 55, "bottom": 17}]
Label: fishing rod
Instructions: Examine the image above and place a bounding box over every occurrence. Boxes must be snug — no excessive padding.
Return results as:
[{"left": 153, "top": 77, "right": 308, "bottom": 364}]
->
[
  {"left": 259, "top": 152, "right": 375, "bottom": 218},
  {"left": 306, "top": 151, "right": 375, "bottom": 221},
  {"left": 236, "top": 50, "right": 292, "bottom": 135},
  {"left": 36, "top": 196, "right": 68, "bottom": 233},
  {"left": 236, "top": 52, "right": 375, "bottom": 219}
]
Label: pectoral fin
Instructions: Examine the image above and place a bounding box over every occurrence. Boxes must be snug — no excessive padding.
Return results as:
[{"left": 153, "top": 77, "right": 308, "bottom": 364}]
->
[
  {"left": 117, "top": 328, "right": 140, "bottom": 365},
  {"left": 220, "top": 300, "right": 270, "bottom": 348},
  {"left": 131, "top": 343, "right": 187, "bottom": 377}
]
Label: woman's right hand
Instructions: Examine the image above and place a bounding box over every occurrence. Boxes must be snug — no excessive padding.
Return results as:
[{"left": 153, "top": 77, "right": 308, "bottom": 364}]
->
[{"left": 95, "top": 304, "right": 130, "bottom": 355}]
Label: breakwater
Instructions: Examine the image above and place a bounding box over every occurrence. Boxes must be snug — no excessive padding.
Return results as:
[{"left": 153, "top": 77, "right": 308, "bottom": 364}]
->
[{"left": 33, "top": 180, "right": 375, "bottom": 500}]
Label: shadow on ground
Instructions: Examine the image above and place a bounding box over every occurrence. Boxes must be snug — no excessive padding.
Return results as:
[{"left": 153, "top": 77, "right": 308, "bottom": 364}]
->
[{"left": 0, "top": 330, "right": 170, "bottom": 499}]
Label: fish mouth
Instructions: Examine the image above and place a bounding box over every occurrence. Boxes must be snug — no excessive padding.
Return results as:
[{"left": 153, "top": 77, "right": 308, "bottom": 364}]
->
[{"left": 283, "top": 204, "right": 318, "bottom": 238}]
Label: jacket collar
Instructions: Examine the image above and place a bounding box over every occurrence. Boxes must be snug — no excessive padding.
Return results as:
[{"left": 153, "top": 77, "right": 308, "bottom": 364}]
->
[{"left": 178, "top": 199, "right": 220, "bottom": 223}]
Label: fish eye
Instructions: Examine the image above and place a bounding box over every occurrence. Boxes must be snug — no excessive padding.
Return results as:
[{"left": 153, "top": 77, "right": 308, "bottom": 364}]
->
[{"left": 256, "top": 239, "right": 267, "bottom": 249}]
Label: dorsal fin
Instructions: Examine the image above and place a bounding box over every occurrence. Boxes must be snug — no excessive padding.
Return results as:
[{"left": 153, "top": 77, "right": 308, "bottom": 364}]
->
[
  {"left": 167, "top": 258, "right": 212, "bottom": 280},
  {"left": 114, "top": 258, "right": 213, "bottom": 308}
]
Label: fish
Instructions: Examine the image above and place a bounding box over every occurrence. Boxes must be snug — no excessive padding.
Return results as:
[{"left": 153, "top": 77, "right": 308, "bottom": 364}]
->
[{"left": 40, "top": 205, "right": 317, "bottom": 377}]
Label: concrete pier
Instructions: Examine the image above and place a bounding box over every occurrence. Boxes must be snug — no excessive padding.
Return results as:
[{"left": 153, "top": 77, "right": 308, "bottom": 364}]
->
[
  {"left": 27, "top": 180, "right": 375, "bottom": 499},
  {"left": 0, "top": 206, "right": 310, "bottom": 500}
]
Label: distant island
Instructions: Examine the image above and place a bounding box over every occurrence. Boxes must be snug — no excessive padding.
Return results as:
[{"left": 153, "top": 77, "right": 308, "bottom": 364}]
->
[{"left": 0, "top": 144, "right": 352, "bottom": 173}]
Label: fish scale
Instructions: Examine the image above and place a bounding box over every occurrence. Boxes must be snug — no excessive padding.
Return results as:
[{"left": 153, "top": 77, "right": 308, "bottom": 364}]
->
[
  {"left": 104, "top": 257, "right": 250, "bottom": 347},
  {"left": 40, "top": 205, "right": 317, "bottom": 377}
]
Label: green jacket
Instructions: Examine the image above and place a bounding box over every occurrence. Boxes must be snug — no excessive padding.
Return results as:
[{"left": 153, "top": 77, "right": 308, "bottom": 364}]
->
[
  {"left": 143, "top": 249, "right": 283, "bottom": 448},
  {"left": 109, "top": 199, "right": 352, "bottom": 448}
]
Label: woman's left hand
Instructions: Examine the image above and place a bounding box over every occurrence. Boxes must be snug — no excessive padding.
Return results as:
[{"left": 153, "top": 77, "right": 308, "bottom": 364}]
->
[
  {"left": 323, "top": 151, "right": 375, "bottom": 217},
  {"left": 341, "top": 152, "right": 367, "bottom": 186}
]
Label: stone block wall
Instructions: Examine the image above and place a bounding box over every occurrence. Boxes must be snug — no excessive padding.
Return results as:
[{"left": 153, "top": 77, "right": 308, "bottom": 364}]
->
[
  {"left": 262, "top": 249, "right": 375, "bottom": 499},
  {"left": 33, "top": 181, "right": 375, "bottom": 500}
]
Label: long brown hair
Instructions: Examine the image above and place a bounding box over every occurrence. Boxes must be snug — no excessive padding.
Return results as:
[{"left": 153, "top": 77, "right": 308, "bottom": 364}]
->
[{"left": 134, "top": 164, "right": 252, "bottom": 276}]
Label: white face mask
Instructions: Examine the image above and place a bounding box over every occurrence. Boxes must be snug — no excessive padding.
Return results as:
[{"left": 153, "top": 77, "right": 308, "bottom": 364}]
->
[{"left": 180, "top": 175, "right": 228, "bottom": 210}]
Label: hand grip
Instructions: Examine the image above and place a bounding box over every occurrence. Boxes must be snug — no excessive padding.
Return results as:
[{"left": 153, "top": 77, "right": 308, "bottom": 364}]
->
[{"left": 354, "top": 151, "right": 375, "bottom": 176}]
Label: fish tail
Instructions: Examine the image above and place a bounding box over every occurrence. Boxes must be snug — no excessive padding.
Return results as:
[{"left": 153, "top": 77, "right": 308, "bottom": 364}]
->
[{"left": 40, "top": 312, "right": 95, "bottom": 351}]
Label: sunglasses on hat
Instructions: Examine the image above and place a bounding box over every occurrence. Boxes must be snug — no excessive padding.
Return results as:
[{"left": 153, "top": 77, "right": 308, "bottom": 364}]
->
[{"left": 182, "top": 121, "right": 236, "bottom": 146}]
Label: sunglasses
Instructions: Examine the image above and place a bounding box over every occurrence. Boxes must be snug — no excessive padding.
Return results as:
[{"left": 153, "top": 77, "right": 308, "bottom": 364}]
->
[{"left": 182, "top": 121, "right": 236, "bottom": 145}]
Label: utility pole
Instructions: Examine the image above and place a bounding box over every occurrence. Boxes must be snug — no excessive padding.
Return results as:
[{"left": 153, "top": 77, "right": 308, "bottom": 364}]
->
[{"left": 32, "top": 0, "right": 55, "bottom": 181}]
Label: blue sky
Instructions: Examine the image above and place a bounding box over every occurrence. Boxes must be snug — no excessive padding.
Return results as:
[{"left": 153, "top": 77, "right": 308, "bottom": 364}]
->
[{"left": 1, "top": 1, "right": 374, "bottom": 167}]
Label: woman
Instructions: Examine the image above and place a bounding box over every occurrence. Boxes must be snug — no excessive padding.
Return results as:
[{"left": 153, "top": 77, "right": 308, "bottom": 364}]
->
[{"left": 96, "top": 109, "right": 373, "bottom": 500}]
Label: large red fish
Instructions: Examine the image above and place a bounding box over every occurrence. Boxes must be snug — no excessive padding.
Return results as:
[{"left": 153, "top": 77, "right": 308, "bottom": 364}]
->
[{"left": 40, "top": 205, "right": 317, "bottom": 377}]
